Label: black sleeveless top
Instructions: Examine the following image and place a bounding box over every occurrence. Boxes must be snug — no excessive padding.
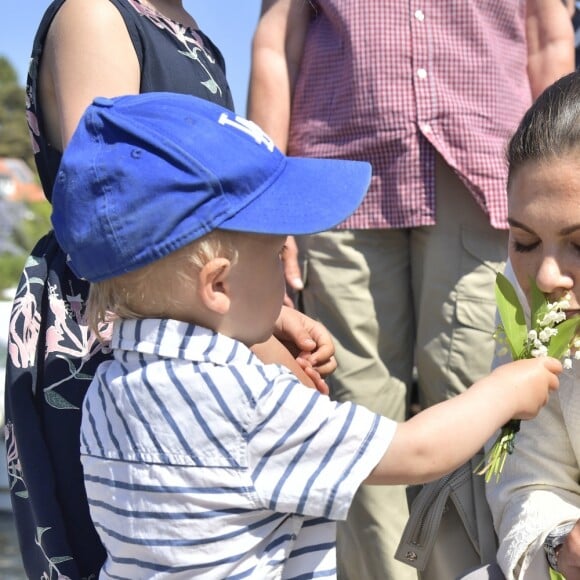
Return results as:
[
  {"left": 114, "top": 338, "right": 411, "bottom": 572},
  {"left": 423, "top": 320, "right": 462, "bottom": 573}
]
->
[{"left": 27, "top": 0, "right": 235, "bottom": 201}]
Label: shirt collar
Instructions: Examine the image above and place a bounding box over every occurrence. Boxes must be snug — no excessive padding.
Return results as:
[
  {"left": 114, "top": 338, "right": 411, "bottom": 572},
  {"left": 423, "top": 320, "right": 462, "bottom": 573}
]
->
[{"left": 111, "top": 318, "right": 256, "bottom": 366}]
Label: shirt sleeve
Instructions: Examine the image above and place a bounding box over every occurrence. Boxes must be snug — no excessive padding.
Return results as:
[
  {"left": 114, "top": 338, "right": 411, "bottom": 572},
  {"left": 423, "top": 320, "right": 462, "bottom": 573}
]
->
[{"left": 247, "top": 368, "right": 396, "bottom": 521}]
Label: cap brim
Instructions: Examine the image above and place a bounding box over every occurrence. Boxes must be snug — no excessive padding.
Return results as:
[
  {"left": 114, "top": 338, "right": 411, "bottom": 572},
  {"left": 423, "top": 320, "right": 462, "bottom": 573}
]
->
[{"left": 218, "top": 156, "right": 371, "bottom": 235}]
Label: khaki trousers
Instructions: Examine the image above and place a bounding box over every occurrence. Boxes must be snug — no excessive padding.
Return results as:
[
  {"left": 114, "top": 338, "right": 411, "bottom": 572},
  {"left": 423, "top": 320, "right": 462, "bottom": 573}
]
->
[{"left": 297, "top": 156, "right": 507, "bottom": 580}]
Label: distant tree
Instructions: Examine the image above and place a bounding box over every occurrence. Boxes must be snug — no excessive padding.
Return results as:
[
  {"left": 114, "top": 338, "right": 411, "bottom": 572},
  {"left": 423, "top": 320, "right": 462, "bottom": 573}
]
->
[
  {"left": 0, "top": 56, "right": 35, "bottom": 170},
  {"left": 0, "top": 56, "right": 19, "bottom": 85},
  {"left": 0, "top": 56, "right": 48, "bottom": 293}
]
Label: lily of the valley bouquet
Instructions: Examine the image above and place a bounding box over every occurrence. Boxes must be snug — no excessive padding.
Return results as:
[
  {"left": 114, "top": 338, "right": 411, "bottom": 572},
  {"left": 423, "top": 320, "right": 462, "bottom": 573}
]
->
[{"left": 476, "top": 272, "right": 580, "bottom": 482}]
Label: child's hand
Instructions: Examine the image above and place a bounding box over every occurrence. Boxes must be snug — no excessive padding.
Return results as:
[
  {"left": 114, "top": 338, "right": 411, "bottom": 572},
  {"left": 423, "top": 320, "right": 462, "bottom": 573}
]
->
[
  {"left": 253, "top": 306, "right": 335, "bottom": 396},
  {"left": 491, "top": 357, "right": 562, "bottom": 420},
  {"left": 274, "top": 306, "right": 337, "bottom": 378}
]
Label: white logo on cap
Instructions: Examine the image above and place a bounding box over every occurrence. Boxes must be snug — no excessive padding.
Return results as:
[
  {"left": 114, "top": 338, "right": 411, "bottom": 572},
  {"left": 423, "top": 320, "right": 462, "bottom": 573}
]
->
[{"left": 218, "top": 113, "right": 275, "bottom": 152}]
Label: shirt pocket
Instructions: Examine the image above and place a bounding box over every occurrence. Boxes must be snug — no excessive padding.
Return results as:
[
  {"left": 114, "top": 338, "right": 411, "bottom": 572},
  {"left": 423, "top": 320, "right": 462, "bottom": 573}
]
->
[{"left": 449, "top": 226, "right": 507, "bottom": 384}]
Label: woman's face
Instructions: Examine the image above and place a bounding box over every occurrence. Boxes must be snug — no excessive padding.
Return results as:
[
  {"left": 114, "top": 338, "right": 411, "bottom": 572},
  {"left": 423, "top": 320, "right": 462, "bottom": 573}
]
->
[{"left": 508, "top": 153, "right": 580, "bottom": 313}]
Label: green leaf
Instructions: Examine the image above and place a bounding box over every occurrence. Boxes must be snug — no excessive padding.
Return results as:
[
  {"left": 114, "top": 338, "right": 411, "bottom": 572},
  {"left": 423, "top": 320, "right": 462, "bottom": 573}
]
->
[
  {"left": 547, "top": 316, "right": 580, "bottom": 359},
  {"left": 495, "top": 273, "right": 528, "bottom": 360},
  {"left": 529, "top": 277, "right": 548, "bottom": 329}
]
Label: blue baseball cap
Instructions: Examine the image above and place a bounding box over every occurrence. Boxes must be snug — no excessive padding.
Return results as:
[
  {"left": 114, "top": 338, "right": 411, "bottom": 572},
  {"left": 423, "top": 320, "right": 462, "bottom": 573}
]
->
[{"left": 51, "top": 92, "right": 371, "bottom": 282}]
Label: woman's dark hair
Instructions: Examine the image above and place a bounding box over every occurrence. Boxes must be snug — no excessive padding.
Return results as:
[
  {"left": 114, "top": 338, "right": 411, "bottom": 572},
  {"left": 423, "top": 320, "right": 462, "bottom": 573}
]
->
[{"left": 508, "top": 71, "right": 580, "bottom": 186}]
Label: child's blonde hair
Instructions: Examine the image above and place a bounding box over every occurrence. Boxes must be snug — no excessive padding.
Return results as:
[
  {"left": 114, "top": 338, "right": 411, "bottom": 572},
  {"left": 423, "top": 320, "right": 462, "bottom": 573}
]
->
[{"left": 87, "top": 230, "right": 239, "bottom": 338}]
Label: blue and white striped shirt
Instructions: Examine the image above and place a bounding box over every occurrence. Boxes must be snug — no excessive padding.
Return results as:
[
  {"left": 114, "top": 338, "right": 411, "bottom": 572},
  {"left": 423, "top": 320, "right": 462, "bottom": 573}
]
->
[{"left": 80, "top": 318, "right": 396, "bottom": 579}]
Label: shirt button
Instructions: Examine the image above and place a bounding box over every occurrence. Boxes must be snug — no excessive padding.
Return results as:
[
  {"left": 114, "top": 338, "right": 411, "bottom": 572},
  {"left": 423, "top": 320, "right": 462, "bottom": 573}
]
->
[
  {"left": 422, "top": 123, "right": 432, "bottom": 133},
  {"left": 414, "top": 9, "right": 425, "bottom": 21},
  {"left": 417, "top": 68, "right": 427, "bottom": 80}
]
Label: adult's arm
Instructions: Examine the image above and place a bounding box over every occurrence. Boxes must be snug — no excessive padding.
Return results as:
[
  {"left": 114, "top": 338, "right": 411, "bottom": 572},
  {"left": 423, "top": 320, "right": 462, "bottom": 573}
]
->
[
  {"left": 39, "top": 0, "right": 142, "bottom": 151},
  {"left": 247, "top": 0, "right": 311, "bottom": 152},
  {"left": 248, "top": 0, "right": 312, "bottom": 296},
  {"left": 486, "top": 384, "right": 580, "bottom": 579},
  {"left": 526, "top": 0, "right": 575, "bottom": 99}
]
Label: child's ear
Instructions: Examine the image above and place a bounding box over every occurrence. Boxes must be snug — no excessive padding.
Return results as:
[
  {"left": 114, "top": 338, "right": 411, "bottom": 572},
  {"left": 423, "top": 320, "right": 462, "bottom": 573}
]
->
[{"left": 198, "top": 258, "right": 231, "bottom": 314}]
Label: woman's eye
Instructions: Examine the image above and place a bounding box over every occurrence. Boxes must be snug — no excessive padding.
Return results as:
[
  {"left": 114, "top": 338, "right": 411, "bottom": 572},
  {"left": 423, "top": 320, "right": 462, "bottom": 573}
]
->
[{"left": 512, "top": 240, "right": 539, "bottom": 253}]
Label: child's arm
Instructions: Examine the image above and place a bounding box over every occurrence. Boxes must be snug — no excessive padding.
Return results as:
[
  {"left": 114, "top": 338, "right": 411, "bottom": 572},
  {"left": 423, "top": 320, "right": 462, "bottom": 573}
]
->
[{"left": 366, "top": 356, "right": 562, "bottom": 485}]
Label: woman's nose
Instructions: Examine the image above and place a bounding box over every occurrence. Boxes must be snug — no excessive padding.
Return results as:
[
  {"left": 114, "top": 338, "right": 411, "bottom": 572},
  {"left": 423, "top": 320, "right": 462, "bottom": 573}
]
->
[{"left": 535, "top": 256, "right": 573, "bottom": 295}]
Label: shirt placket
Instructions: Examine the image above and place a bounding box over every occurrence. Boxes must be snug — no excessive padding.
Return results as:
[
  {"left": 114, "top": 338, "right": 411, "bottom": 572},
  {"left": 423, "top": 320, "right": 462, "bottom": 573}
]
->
[{"left": 409, "top": 1, "right": 437, "bottom": 222}]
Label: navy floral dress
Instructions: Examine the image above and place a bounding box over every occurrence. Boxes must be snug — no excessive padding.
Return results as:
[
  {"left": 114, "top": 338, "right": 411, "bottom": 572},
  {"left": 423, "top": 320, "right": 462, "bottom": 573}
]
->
[{"left": 5, "top": 1, "right": 234, "bottom": 578}]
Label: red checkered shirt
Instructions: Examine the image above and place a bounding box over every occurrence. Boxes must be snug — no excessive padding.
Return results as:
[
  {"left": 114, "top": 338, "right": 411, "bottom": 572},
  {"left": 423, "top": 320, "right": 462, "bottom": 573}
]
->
[{"left": 287, "top": 0, "right": 532, "bottom": 230}]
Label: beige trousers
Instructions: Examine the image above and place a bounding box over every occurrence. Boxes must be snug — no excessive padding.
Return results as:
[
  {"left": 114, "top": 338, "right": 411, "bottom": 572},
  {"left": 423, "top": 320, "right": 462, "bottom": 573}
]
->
[{"left": 297, "top": 156, "right": 508, "bottom": 580}]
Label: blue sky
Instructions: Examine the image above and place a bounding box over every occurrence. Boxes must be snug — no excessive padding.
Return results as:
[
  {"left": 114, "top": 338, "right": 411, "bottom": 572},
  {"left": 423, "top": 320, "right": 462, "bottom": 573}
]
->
[{"left": 0, "top": 0, "right": 261, "bottom": 115}]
